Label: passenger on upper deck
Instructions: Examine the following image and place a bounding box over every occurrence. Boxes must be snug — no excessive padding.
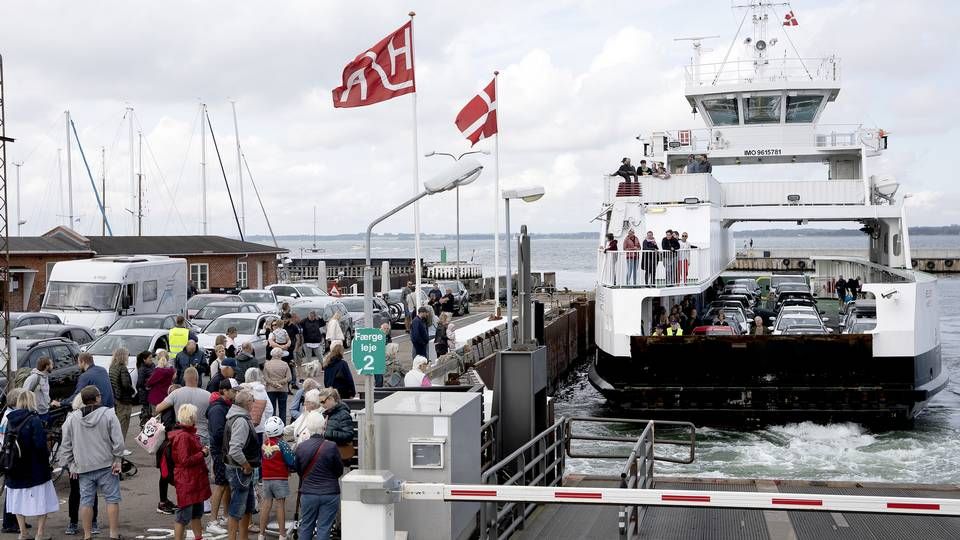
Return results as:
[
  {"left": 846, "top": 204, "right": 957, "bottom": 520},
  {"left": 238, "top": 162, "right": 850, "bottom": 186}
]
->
[
  {"left": 612, "top": 157, "right": 637, "bottom": 183},
  {"left": 641, "top": 231, "right": 659, "bottom": 285},
  {"left": 637, "top": 160, "right": 654, "bottom": 177},
  {"left": 604, "top": 233, "right": 619, "bottom": 286},
  {"left": 623, "top": 229, "right": 640, "bottom": 286},
  {"left": 653, "top": 162, "right": 671, "bottom": 179},
  {"left": 697, "top": 154, "right": 712, "bottom": 173}
]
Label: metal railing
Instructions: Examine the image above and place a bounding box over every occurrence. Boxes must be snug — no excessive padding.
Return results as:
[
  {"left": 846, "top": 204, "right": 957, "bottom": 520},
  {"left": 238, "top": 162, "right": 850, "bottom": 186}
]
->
[
  {"left": 598, "top": 249, "right": 708, "bottom": 288},
  {"left": 480, "top": 415, "right": 499, "bottom": 474},
  {"left": 478, "top": 419, "right": 567, "bottom": 540},
  {"left": 685, "top": 57, "right": 840, "bottom": 87}
]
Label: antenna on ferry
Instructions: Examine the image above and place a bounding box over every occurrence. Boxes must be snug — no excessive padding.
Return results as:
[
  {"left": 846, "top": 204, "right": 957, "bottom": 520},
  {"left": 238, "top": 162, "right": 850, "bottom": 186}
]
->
[{"left": 674, "top": 36, "right": 719, "bottom": 85}]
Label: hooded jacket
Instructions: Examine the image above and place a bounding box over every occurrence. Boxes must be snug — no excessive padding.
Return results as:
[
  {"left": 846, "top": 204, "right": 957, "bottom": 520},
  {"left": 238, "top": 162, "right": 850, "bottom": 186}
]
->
[
  {"left": 22, "top": 368, "right": 52, "bottom": 414},
  {"left": 59, "top": 404, "right": 125, "bottom": 474},
  {"left": 2, "top": 409, "right": 50, "bottom": 489},
  {"left": 206, "top": 394, "right": 232, "bottom": 456},
  {"left": 234, "top": 351, "right": 258, "bottom": 383},
  {"left": 145, "top": 366, "right": 176, "bottom": 406},
  {"left": 68, "top": 365, "right": 115, "bottom": 409},
  {"left": 224, "top": 403, "right": 260, "bottom": 467},
  {"left": 169, "top": 424, "right": 212, "bottom": 506},
  {"left": 241, "top": 381, "right": 273, "bottom": 433},
  {"left": 175, "top": 347, "right": 206, "bottom": 384},
  {"left": 322, "top": 402, "right": 355, "bottom": 445},
  {"left": 410, "top": 316, "right": 429, "bottom": 356},
  {"left": 323, "top": 355, "right": 356, "bottom": 400}
]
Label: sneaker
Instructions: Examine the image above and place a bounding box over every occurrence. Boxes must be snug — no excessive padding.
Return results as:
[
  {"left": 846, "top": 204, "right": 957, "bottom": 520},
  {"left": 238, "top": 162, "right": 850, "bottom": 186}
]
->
[
  {"left": 91, "top": 522, "right": 103, "bottom": 535},
  {"left": 206, "top": 521, "right": 227, "bottom": 535},
  {"left": 64, "top": 523, "right": 80, "bottom": 535},
  {"left": 157, "top": 501, "right": 175, "bottom": 515}
]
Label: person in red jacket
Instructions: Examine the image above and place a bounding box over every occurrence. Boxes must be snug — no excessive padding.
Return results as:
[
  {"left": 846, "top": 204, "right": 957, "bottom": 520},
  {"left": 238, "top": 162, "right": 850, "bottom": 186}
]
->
[
  {"left": 169, "top": 403, "right": 212, "bottom": 540},
  {"left": 259, "top": 417, "right": 294, "bottom": 540}
]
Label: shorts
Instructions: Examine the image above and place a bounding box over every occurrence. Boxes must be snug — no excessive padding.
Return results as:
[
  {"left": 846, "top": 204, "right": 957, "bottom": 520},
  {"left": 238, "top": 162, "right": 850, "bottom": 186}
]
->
[
  {"left": 79, "top": 467, "right": 121, "bottom": 507},
  {"left": 226, "top": 465, "right": 257, "bottom": 519},
  {"left": 175, "top": 502, "right": 204, "bottom": 525},
  {"left": 212, "top": 454, "right": 228, "bottom": 486},
  {"left": 262, "top": 479, "right": 290, "bottom": 500}
]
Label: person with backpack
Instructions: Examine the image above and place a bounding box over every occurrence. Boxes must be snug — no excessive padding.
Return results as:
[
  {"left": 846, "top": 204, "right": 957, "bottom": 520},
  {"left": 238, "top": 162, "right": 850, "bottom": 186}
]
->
[
  {"left": 224, "top": 390, "right": 261, "bottom": 540},
  {"left": 0, "top": 388, "right": 29, "bottom": 535},
  {"left": 1, "top": 391, "right": 59, "bottom": 539},
  {"left": 59, "top": 385, "right": 126, "bottom": 540},
  {"left": 136, "top": 351, "right": 156, "bottom": 429},
  {"left": 259, "top": 416, "right": 294, "bottom": 540},
  {"left": 168, "top": 403, "right": 211, "bottom": 540},
  {"left": 22, "top": 357, "right": 59, "bottom": 418},
  {"left": 109, "top": 347, "right": 137, "bottom": 441}
]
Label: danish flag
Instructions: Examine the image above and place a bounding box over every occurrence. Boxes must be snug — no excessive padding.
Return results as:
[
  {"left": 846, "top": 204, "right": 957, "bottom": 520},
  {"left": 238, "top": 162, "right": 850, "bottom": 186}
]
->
[
  {"left": 783, "top": 10, "right": 799, "bottom": 26},
  {"left": 332, "top": 21, "right": 416, "bottom": 108},
  {"left": 455, "top": 78, "right": 497, "bottom": 146}
]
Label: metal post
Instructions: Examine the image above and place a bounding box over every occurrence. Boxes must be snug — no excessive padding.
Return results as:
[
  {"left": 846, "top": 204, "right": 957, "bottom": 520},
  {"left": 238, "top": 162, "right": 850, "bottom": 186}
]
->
[
  {"left": 456, "top": 185, "right": 460, "bottom": 279},
  {"left": 57, "top": 148, "right": 63, "bottom": 225},
  {"left": 14, "top": 162, "right": 21, "bottom": 236},
  {"left": 138, "top": 131, "right": 143, "bottom": 235},
  {"left": 1, "top": 53, "right": 13, "bottom": 382},
  {"left": 504, "top": 197, "right": 512, "bottom": 346},
  {"left": 519, "top": 225, "right": 532, "bottom": 344}
]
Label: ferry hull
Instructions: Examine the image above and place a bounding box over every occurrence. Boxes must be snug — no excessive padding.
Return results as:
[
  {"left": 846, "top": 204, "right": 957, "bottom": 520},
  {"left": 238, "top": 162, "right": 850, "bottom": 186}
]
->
[{"left": 589, "top": 335, "right": 945, "bottom": 428}]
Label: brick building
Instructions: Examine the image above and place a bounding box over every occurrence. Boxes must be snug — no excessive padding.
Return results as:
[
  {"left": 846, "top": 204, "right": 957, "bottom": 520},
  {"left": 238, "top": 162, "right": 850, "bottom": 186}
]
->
[{"left": 3, "top": 227, "right": 286, "bottom": 311}]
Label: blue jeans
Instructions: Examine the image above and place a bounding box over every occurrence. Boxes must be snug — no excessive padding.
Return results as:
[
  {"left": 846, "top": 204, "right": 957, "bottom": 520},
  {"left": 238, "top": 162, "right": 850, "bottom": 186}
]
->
[
  {"left": 298, "top": 493, "right": 339, "bottom": 540},
  {"left": 626, "top": 258, "right": 638, "bottom": 285},
  {"left": 225, "top": 465, "right": 256, "bottom": 519},
  {"left": 268, "top": 391, "right": 288, "bottom": 423}
]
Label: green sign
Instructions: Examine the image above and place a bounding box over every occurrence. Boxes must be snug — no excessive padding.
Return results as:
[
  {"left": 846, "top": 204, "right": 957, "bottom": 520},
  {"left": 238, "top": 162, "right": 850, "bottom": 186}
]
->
[{"left": 352, "top": 327, "right": 386, "bottom": 375}]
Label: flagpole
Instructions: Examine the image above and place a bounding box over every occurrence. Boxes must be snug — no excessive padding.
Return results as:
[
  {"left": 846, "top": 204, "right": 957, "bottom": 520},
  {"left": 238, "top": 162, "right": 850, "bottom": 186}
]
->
[
  {"left": 493, "top": 71, "right": 501, "bottom": 308},
  {"left": 410, "top": 11, "right": 423, "bottom": 310}
]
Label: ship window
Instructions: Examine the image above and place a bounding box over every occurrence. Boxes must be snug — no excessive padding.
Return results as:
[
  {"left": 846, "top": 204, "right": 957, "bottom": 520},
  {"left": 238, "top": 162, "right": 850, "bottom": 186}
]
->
[
  {"left": 701, "top": 98, "right": 739, "bottom": 125},
  {"left": 743, "top": 95, "right": 782, "bottom": 124},
  {"left": 893, "top": 234, "right": 901, "bottom": 256},
  {"left": 785, "top": 95, "right": 823, "bottom": 123}
]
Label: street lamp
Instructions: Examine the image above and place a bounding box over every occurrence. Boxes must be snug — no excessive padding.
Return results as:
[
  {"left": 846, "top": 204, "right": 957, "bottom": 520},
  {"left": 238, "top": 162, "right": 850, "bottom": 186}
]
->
[
  {"left": 361, "top": 158, "right": 483, "bottom": 470},
  {"left": 425, "top": 150, "right": 490, "bottom": 280},
  {"left": 502, "top": 186, "right": 545, "bottom": 346}
]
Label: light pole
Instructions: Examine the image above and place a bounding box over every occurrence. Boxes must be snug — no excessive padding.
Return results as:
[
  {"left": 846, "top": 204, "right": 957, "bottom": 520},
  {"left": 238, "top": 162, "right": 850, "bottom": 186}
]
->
[
  {"left": 425, "top": 150, "right": 490, "bottom": 280},
  {"left": 362, "top": 158, "right": 483, "bottom": 470},
  {"left": 502, "top": 186, "right": 545, "bottom": 346}
]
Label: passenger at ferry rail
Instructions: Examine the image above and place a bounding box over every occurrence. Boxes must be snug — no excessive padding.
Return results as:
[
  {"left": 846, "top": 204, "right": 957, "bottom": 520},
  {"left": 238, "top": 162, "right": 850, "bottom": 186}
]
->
[
  {"left": 612, "top": 157, "right": 637, "bottom": 183},
  {"left": 405, "top": 356, "right": 433, "bottom": 387},
  {"left": 641, "top": 231, "right": 659, "bottom": 285},
  {"left": 684, "top": 308, "right": 701, "bottom": 333},
  {"left": 685, "top": 154, "right": 699, "bottom": 173},
  {"left": 623, "top": 229, "right": 641, "bottom": 285},
  {"left": 662, "top": 230, "right": 677, "bottom": 284},
  {"left": 604, "top": 233, "right": 619, "bottom": 286},
  {"left": 651, "top": 325, "right": 665, "bottom": 336},
  {"left": 697, "top": 154, "right": 713, "bottom": 173},
  {"left": 637, "top": 160, "right": 654, "bottom": 176},
  {"left": 654, "top": 162, "right": 671, "bottom": 179},
  {"left": 713, "top": 311, "right": 731, "bottom": 327},
  {"left": 677, "top": 232, "right": 691, "bottom": 284}
]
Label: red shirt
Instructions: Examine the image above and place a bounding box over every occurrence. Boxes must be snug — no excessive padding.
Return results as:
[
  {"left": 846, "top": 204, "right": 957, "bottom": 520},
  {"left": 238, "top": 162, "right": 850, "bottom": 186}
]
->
[{"left": 261, "top": 436, "right": 292, "bottom": 481}]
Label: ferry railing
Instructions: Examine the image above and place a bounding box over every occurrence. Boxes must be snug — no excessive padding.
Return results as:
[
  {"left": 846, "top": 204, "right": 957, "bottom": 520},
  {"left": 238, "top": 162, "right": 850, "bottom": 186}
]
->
[
  {"left": 685, "top": 56, "right": 840, "bottom": 87},
  {"left": 478, "top": 418, "right": 567, "bottom": 540},
  {"left": 598, "top": 249, "right": 709, "bottom": 288},
  {"left": 564, "top": 417, "right": 696, "bottom": 540}
]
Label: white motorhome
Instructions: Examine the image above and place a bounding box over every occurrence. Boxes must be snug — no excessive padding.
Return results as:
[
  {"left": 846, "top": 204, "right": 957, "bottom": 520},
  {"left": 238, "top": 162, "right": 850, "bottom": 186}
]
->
[{"left": 42, "top": 255, "right": 188, "bottom": 335}]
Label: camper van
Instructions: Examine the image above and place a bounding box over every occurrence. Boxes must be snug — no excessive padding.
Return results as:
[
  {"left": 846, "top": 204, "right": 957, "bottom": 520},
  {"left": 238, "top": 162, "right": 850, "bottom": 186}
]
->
[{"left": 42, "top": 256, "right": 188, "bottom": 336}]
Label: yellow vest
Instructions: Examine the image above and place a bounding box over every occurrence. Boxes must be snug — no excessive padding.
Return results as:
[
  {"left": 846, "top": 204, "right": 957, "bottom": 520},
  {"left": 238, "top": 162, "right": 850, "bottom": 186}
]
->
[
  {"left": 168, "top": 327, "right": 190, "bottom": 357},
  {"left": 666, "top": 326, "right": 683, "bottom": 336}
]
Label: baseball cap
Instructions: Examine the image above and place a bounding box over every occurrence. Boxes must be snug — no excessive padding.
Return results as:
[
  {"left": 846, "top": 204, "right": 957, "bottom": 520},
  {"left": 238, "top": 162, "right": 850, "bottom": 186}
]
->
[{"left": 222, "top": 358, "right": 238, "bottom": 368}]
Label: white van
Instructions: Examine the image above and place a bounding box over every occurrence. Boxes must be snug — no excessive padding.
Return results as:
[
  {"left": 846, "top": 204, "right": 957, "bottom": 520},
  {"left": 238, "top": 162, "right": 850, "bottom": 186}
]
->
[{"left": 42, "top": 255, "right": 188, "bottom": 336}]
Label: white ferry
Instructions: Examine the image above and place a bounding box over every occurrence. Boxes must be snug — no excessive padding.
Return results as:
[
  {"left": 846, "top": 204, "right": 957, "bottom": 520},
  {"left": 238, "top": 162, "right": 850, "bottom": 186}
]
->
[{"left": 589, "top": 2, "right": 946, "bottom": 427}]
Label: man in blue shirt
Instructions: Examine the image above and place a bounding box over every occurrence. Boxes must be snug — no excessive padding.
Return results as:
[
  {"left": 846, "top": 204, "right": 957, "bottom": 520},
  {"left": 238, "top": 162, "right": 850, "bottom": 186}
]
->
[{"left": 68, "top": 352, "right": 115, "bottom": 408}]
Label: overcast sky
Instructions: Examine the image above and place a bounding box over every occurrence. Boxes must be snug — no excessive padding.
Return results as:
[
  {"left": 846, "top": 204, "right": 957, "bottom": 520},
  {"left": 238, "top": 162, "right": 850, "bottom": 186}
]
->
[{"left": 2, "top": 0, "right": 957, "bottom": 238}]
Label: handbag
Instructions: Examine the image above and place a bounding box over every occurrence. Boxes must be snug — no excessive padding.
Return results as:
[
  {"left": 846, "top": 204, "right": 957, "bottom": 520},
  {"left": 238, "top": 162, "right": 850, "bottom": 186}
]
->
[
  {"left": 337, "top": 441, "right": 356, "bottom": 462},
  {"left": 136, "top": 415, "right": 166, "bottom": 454}
]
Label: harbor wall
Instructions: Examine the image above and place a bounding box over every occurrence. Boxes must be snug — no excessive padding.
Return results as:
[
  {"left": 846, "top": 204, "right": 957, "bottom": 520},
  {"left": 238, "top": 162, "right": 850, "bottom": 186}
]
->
[{"left": 733, "top": 248, "right": 960, "bottom": 273}]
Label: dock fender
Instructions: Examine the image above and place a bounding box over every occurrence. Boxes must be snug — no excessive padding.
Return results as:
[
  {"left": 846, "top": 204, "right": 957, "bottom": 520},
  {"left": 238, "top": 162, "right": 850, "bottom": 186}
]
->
[
  {"left": 782, "top": 258, "right": 790, "bottom": 267},
  {"left": 946, "top": 260, "right": 954, "bottom": 268},
  {"left": 926, "top": 260, "right": 935, "bottom": 270},
  {"left": 797, "top": 260, "right": 806, "bottom": 269}
]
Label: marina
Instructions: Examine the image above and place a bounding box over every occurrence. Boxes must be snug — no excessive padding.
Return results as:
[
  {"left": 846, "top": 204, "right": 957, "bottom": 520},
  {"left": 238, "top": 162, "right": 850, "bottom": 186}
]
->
[{"left": 1, "top": 1, "right": 960, "bottom": 539}]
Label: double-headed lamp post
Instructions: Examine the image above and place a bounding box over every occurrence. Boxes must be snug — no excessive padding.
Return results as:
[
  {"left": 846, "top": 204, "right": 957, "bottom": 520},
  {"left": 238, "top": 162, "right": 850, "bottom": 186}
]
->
[
  {"left": 502, "top": 186, "right": 545, "bottom": 346},
  {"left": 425, "top": 150, "right": 491, "bottom": 279},
  {"left": 361, "top": 158, "right": 483, "bottom": 470}
]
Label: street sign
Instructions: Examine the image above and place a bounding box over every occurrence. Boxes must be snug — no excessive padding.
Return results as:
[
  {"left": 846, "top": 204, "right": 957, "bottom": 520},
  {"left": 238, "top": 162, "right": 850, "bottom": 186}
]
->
[{"left": 352, "top": 327, "right": 386, "bottom": 375}]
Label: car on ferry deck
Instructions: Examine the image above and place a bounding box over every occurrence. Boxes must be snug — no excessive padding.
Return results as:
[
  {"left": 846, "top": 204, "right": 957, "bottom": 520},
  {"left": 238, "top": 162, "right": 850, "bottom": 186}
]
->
[
  {"left": 770, "top": 309, "right": 831, "bottom": 335},
  {"left": 239, "top": 289, "right": 280, "bottom": 314},
  {"left": 691, "top": 325, "right": 739, "bottom": 336}
]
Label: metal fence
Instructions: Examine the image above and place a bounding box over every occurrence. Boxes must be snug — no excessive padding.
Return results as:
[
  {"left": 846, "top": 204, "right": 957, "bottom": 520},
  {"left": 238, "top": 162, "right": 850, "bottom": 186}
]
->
[{"left": 598, "top": 249, "right": 708, "bottom": 288}]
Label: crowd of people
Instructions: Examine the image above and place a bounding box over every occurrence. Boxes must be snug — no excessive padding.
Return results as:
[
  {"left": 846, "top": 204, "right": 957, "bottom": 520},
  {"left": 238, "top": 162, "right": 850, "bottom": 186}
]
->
[
  {"left": 603, "top": 229, "right": 694, "bottom": 286},
  {"left": 610, "top": 154, "right": 713, "bottom": 184},
  {"left": 0, "top": 316, "right": 366, "bottom": 540}
]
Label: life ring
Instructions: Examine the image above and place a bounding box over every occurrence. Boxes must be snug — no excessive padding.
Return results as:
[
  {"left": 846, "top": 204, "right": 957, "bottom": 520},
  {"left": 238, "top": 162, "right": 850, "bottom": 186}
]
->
[
  {"left": 912, "top": 259, "right": 918, "bottom": 267},
  {"left": 946, "top": 260, "right": 954, "bottom": 268},
  {"left": 797, "top": 260, "right": 806, "bottom": 269},
  {"left": 926, "top": 261, "right": 935, "bottom": 270},
  {"left": 782, "top": 259, "right": 791, "bottom": 267}
]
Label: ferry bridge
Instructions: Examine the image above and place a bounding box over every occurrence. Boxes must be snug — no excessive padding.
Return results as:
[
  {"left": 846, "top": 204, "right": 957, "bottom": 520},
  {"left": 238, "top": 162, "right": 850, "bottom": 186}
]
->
[{"left": 343, "top": 415, "right": 960, "bottom": 539}]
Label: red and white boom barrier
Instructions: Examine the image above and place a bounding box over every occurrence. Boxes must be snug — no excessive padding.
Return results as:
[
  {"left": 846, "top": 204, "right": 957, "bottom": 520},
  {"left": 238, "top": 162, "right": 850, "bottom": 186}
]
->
[{"left": 401, "top": 482, "right": 960, "bottom": 516}]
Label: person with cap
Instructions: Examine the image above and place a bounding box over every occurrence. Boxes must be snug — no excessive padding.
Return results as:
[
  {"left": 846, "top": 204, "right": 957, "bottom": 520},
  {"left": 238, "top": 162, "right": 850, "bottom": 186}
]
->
[
  {"left": 207, "top": 356, "right": 238, "bottom": 393},
  {"left": 666, "top": 317, "right": 684, "bottom": 336},
  {"left": 259, "top": 416, "right": 294, "bottom": 540},
  {"left": 612, "top": 157, "right": 637, "bottom": 183},
  {"left": 404, "top": 356, "right": 432, "bottom": 388},
  {"left": 205, "top": 378, "right": 238, "bottom": 536}
]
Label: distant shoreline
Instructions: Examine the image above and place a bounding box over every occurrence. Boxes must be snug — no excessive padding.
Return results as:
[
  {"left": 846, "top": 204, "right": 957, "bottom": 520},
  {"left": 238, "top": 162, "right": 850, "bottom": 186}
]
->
[{"left": 246, "top": 225, "right": 960, "bottom": 242}]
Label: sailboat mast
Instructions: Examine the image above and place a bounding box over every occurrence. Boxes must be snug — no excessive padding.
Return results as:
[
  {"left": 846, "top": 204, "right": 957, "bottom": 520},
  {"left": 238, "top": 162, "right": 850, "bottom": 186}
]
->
[
  {"left": 138, "top": 131, "right": 143, "bottom": 236},
  {"left": 313, "top": 206, "right": 317, "bottom": 248},
  {"left": 65, "top": 110, "right": 74, "bottom": 228},
  {"left": 127, "top": 106, "right": 135, "bottom": 235},
  {"left": 231, "top": 100, "right": 244, "bottom": 235},
  {"left": 200, "top": 102, "right": 208, "bottom": 235},
  {"left": 57, "top": 148, "right": 63, "bottom": 226},
  {"left": 101, "top": 146, "right": 106, "bottom": 236}
]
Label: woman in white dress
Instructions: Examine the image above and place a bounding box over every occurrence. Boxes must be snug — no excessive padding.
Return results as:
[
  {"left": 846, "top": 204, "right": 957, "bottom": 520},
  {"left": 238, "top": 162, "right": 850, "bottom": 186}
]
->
[{"left": 3, "top": 391, "right": 59, "bottom": 538}]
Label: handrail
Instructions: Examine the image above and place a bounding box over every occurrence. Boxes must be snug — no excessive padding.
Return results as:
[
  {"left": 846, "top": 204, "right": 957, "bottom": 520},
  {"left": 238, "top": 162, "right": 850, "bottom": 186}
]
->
[
  {"left": 598, "top": 249, "right": 707, "bottom": 288},
  {"left": 479, "top": 418, "right": 567, "bottom": 540},
  {"left": 480, "top": 415, "right": 499, "bottom": 474},
  {"left": 564, "top": 417, "right": 696, "bottom": 464}
]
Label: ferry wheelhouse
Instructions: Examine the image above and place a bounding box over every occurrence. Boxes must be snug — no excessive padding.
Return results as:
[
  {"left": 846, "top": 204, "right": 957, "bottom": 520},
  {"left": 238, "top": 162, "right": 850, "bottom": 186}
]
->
[{"left": 589, "top": 3, "right": 945, "bottom": 426}]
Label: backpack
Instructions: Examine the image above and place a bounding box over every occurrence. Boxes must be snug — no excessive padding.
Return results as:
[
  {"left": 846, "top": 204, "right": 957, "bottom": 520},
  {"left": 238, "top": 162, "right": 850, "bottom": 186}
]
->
[
  {"left": 157, "top": 428, "right": 179, "bottom": 486},
  {"left": 0, "top": 412, "right": 36, "bottom": 475},
  {"left": 12, "top": 367, "right": 32, "bottom": 390}
]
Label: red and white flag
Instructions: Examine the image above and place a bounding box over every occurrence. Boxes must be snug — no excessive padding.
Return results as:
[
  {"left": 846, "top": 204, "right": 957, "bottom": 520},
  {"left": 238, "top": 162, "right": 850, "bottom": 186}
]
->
[
  {"left": 332, "top": 21, "right": 416, "bottom": 108},
  {"left": 455, "top": 78, "right": 497, "bottom": 146},
  {"left": 783, "top": 10, "right": 799, "bottom": 26}
]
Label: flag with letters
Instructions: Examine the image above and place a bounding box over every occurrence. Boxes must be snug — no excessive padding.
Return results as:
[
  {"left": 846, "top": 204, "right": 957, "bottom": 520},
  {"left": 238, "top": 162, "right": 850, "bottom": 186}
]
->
[
  {"left": 455, "top": 78, "right": 497, "bottom": 146},
  {"left": 332, "top": 21, "right": 416, "bottom": 108}
]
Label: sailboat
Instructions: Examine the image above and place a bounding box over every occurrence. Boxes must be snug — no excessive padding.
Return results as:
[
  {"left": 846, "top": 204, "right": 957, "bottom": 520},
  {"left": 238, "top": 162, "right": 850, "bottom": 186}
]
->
[{"left": 307, "top": 206, "right": 324, "bottom": 253}]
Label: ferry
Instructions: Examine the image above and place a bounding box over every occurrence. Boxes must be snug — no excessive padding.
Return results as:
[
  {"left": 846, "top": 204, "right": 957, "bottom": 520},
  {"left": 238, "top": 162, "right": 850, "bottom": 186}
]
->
[{"left": 588, "top": 2, "right": 946, "bottom": 427}]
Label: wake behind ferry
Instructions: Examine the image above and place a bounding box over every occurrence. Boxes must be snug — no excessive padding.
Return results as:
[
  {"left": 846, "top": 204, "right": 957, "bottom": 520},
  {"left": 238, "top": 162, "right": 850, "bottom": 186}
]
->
[{"left": 589, "top": 2, "right": 946, "bottom": 427}]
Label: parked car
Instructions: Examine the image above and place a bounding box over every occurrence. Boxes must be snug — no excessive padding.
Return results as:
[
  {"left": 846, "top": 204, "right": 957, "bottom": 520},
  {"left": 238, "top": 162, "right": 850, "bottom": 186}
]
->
[
  {"left": 770, "top": 310, "right": 831, "bottom": 335},
  {"left": 85, "top": 328, "right": 170, "bottom": 387},
  {"left": 770, "top": 274, "right": 808, "bottom": 290},
  {"left": 266, "top": 283, "right": 328, "bottom": 303},
  {"left": 0, "top": 337, "right": 82, "bottom": 404},
  {"left": 840, "top": 299, "right": 876, "bottom": 329},
  {"left": 1, "top": 312, "right": 63, "bottom": 330},
  {"left": 781, "top": 325, "right": 830, "bottom": 335},
  {"left": 433, "top": 280, "right": 471, "bottom": 315},
  {"left": 186, "top": 293, "right": 242, "bottom": 318},
  {"left": 725, "top": 278, "right": 761, "bottom": 297},
  {"left": 11, "top": 324, "right": 95, "bottom": 345},
  {"left": 197, "top": 312, "right": 279, "bottom": 363},
  {"left": 192, "top": 302, "right": 261, "bottom": 329},
  {"left": 290, "top": 298, "right": 355, "bottom": 347},
  {"left": 337, "top": 296, "right": 392, "bottom": 329},
  {"left": 239, "top": 289, "right": 280, "bottom": 313},
  {"left": 691, "top": 325, "right": 736, "bottom": 336},
  {"left": 108, "top": 313, "right": 200, "bottom": 333}
]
